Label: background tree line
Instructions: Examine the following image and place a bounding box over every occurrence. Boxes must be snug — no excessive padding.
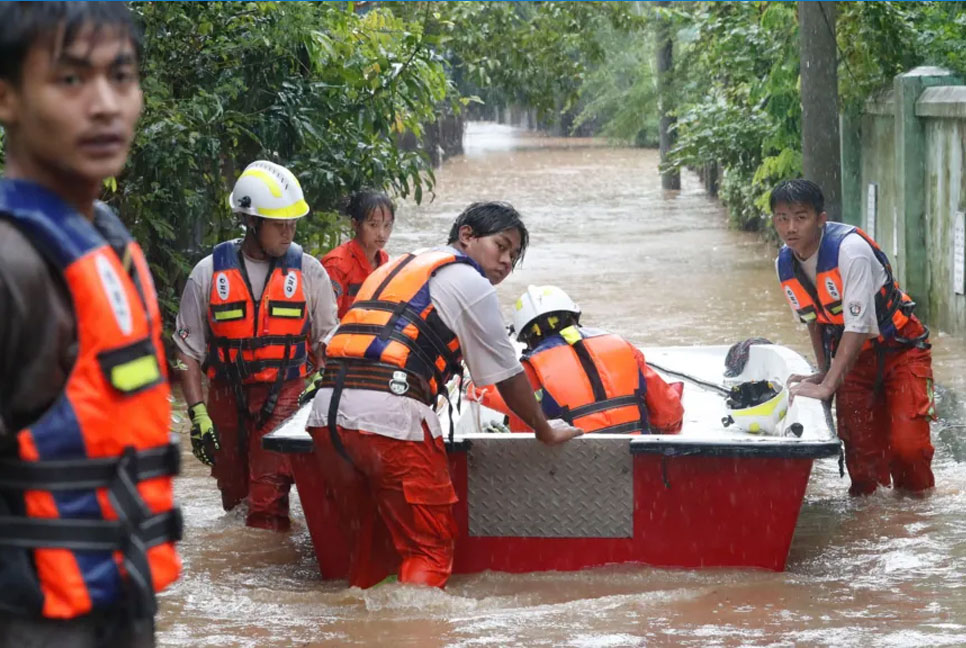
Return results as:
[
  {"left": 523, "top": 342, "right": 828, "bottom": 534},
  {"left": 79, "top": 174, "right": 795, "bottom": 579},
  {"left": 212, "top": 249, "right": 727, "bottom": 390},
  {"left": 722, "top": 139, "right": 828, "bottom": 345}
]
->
[{"left": 1, "top": 1, "right": 964, "bottom": 329}]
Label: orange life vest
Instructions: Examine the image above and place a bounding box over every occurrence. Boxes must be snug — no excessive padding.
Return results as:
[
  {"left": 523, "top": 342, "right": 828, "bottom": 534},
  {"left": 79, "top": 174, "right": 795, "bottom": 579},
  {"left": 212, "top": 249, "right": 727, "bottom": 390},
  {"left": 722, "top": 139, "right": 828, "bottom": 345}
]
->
[
  {"left": 777, "top": 222, "right": 917, "bottom": 353},
  {"left": 523, "top": 326, "right": 649, "bottom": 434},
  {"left": 324, "top": 249, "right": 483, "bottom": 402},
  {"left": 206, "top": 240, "right": 310, "bottom": 385},
  {"left": 0, "top": 180, "right": 181, "bottom": 620},
  {"left": 321, "top": 239, "right": 389, "bottom": 319}
]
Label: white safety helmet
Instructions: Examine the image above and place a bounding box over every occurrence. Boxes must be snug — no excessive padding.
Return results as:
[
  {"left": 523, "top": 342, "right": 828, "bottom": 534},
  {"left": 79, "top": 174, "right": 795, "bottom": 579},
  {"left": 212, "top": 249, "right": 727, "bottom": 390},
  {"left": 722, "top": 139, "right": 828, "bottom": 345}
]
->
[
  {"left": 228, "top": 160, "right": 309, "bottom": 220},
  {"left": 512, "top": 285, "right": 581, "bottom": 342},
  {"left": 722, "top": 380, "right": 789, "bottom": 436}
]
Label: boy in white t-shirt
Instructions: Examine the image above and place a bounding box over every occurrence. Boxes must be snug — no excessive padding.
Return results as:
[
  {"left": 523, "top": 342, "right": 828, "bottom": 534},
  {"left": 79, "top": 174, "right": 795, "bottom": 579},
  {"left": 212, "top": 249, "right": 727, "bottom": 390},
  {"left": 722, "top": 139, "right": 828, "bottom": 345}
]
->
[{"left": 771, "top": 179, "right": 935, "bottom": 497}]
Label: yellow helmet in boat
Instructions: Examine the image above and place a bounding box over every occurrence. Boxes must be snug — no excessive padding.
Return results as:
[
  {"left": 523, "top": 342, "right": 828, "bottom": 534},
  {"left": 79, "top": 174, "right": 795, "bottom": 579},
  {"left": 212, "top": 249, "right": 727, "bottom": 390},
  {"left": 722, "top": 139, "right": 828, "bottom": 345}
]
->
[{"left": 723, "top": 380, "right": 788, "bottom": 435}]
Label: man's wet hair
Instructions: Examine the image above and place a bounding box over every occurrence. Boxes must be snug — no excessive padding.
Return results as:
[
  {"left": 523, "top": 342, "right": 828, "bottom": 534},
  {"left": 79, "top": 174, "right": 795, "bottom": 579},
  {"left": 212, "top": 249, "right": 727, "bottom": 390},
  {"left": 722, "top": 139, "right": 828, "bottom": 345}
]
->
[
  {"left": 447, "top": 201, "right": 529, "bottom": 267},
  {"left": 343, "top": 189, "right": 395, "bottom": 223},
  {"left": 0, "top": 2, "right": 142, "bottom": 84},
  {"left": 769, "top": 179, "right": 825, "bottom": 214}
]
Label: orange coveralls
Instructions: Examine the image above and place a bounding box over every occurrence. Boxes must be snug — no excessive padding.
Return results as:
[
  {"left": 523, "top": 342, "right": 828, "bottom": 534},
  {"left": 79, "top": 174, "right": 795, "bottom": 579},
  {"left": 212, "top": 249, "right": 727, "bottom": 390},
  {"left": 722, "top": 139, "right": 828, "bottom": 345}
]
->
[{"left": 321, "top": 239, "right": 389, "bottom": 319}]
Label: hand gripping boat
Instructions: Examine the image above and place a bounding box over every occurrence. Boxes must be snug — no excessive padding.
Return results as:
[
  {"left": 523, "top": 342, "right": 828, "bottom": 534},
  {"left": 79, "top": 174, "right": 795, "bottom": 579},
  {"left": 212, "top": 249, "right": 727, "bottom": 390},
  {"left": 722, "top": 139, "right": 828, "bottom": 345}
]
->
[{"left": 263, "top": 344, "right": 840, "bottom": 576}]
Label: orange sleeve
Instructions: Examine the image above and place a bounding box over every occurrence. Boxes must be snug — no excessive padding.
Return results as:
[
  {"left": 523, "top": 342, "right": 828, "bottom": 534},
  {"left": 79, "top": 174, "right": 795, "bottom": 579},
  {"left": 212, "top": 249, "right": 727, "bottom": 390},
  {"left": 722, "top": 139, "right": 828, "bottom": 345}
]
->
[
  {"left": 633, "top": 348, "right": 684, "bottom": 434},
  {"left": 469, "top": 364, "right": 539, "bottom": 433},
  {"left": 321, "top": 253, "right": 351, "bottom": 319}
]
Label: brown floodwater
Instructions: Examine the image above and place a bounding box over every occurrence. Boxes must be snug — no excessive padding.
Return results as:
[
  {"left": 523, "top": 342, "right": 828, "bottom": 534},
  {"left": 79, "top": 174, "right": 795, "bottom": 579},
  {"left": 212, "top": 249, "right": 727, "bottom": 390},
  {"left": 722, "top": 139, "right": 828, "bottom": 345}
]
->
[{"left": 158, "top": 123, "right": 966, "bottom": 647}]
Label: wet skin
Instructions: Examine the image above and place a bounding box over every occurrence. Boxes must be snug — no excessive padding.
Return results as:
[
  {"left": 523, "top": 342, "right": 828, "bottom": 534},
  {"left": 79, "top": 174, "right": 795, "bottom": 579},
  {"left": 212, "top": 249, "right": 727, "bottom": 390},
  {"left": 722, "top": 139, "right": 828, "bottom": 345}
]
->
[
  {"left": 455, "top": 225, "right": 522, "bottom": 285},
  {"left": 771, "top": 200, "right": 827, "bottom": 260},
  {"left": 0, "top": 25, "right": 142, "bottom": 217},
  {"left": 242, "top": 216, "right": 297, "bottom": 260},
  {"left": 353, "top": 205, "right": 394, "bottom": 265}
]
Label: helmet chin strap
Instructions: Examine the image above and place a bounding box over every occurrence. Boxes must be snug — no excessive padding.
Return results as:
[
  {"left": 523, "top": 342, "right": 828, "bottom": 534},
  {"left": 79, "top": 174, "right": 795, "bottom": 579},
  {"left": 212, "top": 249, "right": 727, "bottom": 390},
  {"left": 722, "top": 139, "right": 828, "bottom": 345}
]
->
[{"left": 243, "top": 216, "right": 272, "bottom": 260}]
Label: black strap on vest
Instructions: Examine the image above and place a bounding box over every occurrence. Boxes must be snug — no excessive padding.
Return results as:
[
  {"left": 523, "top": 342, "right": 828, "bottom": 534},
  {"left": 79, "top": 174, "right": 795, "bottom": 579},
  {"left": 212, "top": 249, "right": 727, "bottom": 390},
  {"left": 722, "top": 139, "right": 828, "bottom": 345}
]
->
[
  {"left": 0, "top": 444, "right": 182, "bottom": 619},
  {"left": 369, "top": 253, "right": 416, "bottom": 300},
  {"left": 558, "top": 338, "right": 647, "bottom": 433},
  {"left": 326, "top": 362, "right": 354, "bottom": 465},
  {"left": 0, "top": 509, "right": 182, "bottom": 552},
  {"left": 334, "top": 322, "right": 449, "bottom": 393},
  {"left": 0, "top": 442, "right": 179, "bottom": 491},
  {"left": 320, "top": 360, "right": 434, "bottom": 405}
]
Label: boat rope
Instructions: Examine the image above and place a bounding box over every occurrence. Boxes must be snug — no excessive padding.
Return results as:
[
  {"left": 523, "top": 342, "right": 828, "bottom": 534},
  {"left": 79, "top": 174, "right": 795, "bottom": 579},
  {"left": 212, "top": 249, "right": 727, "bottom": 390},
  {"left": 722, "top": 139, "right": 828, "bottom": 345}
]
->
[{"left": 645, "top": 361, "right": 730, "bottom": 396}]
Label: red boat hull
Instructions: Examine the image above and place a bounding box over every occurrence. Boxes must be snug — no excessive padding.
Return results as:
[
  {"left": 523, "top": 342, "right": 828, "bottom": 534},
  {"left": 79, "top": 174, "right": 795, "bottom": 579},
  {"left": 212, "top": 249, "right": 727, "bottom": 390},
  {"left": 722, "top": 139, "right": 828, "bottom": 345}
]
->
[{"left": 289, "top": 448, "right": 815, "bottom": 579}]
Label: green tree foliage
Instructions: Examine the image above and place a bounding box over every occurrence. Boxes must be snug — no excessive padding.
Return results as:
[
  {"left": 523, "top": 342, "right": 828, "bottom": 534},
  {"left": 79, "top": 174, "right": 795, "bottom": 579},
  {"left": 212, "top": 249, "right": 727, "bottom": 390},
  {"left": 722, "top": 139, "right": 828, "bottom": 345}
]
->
[
  {"left": 666, "top": 2, "right": 801, "bottom": 231},
  {"left": 658, "top": 1, "right": 966, "bottom": 233},
  {"left": 116, "top": 1, "right": 451, "bottom": 319},
  {"left": 395, "top": 1, "right": 634, "bottom": 126},
  {"left": 571, "top": 14, "right": 659, "bottom": 145}
]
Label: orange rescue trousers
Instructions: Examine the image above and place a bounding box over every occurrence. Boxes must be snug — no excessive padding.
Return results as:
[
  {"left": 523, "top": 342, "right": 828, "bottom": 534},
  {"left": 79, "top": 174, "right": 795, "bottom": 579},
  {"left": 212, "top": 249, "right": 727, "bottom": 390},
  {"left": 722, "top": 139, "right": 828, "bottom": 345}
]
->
[
  {"left": 207, "top": 379, "right": 300, "bottom": 530},
  {"left": 835, "top": 321, "right": 936, "bottom": 496},
  {"left": 307, "top": 423, "right": 458, "bottom": 589}
]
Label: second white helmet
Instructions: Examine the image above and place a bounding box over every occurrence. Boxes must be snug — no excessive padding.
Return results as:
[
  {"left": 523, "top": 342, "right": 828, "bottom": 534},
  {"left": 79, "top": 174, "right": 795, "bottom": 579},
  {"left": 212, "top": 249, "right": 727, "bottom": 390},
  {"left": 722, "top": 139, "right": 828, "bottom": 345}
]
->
[
  {"left": 229, "top": 160, "right": 309, "bottom": 220},
  {"left": 512, "top": 285, "right": 581, "bottom": 341}
]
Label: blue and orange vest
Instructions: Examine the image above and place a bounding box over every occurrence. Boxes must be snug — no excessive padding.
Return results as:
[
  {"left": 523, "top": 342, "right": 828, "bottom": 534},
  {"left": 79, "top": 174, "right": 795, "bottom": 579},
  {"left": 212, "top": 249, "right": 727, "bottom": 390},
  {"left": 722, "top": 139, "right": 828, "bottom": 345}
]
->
[
  {"left": 0, "top": 180, "right": 181, "bottom": 620},
  {"left": 324, "top": 249, "right": 484, "bottom": 403},
  {"left": 321, "top": 239, "right": 389, "bottom": 319},
  {"left": 205, "top": 240, "right": 310, "bottom": 385},
  {"left": 777, "top": 222, "right": 916, "bottom": 351},
  {"left": 523, "top": 326, "right": 650, "bottom": 434}
]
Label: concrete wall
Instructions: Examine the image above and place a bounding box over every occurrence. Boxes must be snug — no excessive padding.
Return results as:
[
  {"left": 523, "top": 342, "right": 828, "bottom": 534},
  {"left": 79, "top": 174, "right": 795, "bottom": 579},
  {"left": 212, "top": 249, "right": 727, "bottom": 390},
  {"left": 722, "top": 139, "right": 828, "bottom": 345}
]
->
[
  {"left": 920, "top": 87, "right": 966, "bottom": 332},
  {"left": 843, "top": 68, "right": 966, "bottom": 335},
  {"left": 858, "top": 96, "right": 900, "bottom": 282}
]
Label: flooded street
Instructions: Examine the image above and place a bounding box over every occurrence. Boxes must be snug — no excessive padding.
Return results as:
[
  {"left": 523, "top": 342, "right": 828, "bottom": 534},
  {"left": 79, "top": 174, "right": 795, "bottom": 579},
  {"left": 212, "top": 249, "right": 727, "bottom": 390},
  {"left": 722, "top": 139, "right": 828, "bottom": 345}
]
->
[{"left": 158, "top": 123, "right": 966, "bottom": 647}]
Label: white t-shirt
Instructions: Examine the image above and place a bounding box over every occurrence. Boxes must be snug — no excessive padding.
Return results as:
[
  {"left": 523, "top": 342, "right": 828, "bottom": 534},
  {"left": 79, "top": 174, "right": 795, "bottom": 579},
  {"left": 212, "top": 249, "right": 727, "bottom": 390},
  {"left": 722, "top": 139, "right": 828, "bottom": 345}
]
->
[
  {"left": 307, "top": 247, "right": 523, "bottom": 441},
  {"left": 173, "top": 242, "right": 339, "bottom": 362},
  {"left": 777, "top": 231, "right": 889, "bottom": 336}
]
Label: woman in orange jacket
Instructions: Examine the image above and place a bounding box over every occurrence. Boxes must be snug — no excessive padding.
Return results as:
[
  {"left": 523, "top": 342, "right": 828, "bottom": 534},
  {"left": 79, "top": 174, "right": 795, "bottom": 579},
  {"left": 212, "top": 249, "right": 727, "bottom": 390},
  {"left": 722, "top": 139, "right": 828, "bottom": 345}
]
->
[{"left": 322, "top": 190, "right": 395, "bottom": 318}]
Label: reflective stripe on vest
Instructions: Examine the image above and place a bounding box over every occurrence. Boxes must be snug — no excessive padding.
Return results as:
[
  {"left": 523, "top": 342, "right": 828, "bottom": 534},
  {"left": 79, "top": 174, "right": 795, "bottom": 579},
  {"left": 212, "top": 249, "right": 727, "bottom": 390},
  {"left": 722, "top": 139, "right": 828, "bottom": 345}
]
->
[
  {"left": 325, "top": 249, "right": 484, "bottom": 398},
  {"left": 776, "top": 222, "right": 915, "bottom": 346},
  {"left": 206, "top": 240, "right": 309, "bottom": 384},
  {"left": 0, "top": 179, "right": 180, "bottom": 620},
  {"left": 524, "top": 326, "right": 649, "bottom": 434}
]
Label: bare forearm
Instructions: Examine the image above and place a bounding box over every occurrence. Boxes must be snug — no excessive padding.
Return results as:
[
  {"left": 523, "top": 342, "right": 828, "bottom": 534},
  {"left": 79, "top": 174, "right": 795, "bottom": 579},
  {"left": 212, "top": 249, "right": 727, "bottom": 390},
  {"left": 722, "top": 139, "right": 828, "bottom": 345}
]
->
[
  {"left": 821, "top": 331, "right": 870, "bottom": 392},
  {"left": 177, "top": 350, "right": 206, "bottom": 406},
  {"left": 496, "top": 371, "right": 550, "bottom": 437},
  {"left": 806, "top": 323, "right": 828, "bottom": 372}
]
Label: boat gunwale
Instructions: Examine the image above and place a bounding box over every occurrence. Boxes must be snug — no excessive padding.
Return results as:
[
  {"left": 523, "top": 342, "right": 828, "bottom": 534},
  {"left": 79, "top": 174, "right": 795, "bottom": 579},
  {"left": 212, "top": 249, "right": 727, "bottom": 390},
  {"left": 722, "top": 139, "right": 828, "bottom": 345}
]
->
[{"left": 263, "top": 431, "right": 841, "bottom": 459}]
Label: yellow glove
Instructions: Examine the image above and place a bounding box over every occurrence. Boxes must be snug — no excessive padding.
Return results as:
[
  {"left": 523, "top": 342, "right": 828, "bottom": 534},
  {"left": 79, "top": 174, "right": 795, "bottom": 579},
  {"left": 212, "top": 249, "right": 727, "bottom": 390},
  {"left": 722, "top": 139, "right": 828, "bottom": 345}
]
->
[
  {"left": 188, "top": 402, "right": 220, "bottom": 466},
  {"left": 299, "top": 370, "right": 323, "bottom": 406}
]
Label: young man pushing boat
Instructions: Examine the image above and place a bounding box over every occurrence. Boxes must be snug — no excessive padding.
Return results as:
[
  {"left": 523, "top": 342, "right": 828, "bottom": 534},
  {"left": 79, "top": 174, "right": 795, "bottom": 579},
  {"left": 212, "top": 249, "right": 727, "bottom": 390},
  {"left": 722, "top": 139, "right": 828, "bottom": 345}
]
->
[
  {"left": 771, "top": 179, "right": 935, "bottom": 496},
  {"left": 306, "top": 201, "right": 583, "bottom": 588}
]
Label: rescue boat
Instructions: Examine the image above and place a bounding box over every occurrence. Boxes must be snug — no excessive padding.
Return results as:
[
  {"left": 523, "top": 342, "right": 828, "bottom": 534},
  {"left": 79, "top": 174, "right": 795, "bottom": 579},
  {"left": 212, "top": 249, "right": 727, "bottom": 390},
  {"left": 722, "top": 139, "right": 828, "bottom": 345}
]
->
[{"left": 263, "top": 343, "right": 840, "bottom": 578}]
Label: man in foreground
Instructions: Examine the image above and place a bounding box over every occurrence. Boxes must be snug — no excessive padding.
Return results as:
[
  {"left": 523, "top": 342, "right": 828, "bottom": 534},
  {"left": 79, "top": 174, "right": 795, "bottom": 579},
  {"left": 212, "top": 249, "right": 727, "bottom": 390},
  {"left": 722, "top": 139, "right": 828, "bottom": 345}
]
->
[{"left": 0, "top": 3, "right": 180, "bottom": 645}]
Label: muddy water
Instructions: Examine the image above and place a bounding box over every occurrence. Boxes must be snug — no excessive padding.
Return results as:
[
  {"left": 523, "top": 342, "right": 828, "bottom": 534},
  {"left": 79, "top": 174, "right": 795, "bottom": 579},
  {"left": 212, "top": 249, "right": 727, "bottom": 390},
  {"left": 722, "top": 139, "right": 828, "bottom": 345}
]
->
[{"left": 158, "top": 123, "right": 966, "bottom": 647}]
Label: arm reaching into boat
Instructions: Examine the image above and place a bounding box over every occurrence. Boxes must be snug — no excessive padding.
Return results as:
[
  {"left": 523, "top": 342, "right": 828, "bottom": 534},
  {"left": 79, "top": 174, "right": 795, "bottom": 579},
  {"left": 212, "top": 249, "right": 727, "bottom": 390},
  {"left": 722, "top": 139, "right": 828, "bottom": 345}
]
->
[
  {"left": 496, "top": 372, "right": 583, "bottom": 444},
  {"left": 788, "top": 330, "right": 869, "bottom": 404}
]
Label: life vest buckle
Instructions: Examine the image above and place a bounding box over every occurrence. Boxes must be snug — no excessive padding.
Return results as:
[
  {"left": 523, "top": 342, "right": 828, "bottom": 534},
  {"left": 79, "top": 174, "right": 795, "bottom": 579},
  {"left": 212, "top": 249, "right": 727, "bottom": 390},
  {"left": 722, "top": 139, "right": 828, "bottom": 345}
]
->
[{"left": 389, "top": 370, "right": 410, "bottom": 396}]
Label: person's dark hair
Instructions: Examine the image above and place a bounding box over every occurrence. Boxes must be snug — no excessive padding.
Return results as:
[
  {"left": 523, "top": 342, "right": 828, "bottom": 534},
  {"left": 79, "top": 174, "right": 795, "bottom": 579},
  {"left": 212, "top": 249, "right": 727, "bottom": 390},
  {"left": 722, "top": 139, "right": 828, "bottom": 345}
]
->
[
  {"left": 0, "top": 2, "right": 142, "bottom": 84},
  {"left": 447, "top": 201, "right": 529, "bottom": 267},
  {"left": 769, "top": 179, "right": 825, "bottom": 214},
  {"left": 343, "top": 189, "right": 394, "bottom": 223}
]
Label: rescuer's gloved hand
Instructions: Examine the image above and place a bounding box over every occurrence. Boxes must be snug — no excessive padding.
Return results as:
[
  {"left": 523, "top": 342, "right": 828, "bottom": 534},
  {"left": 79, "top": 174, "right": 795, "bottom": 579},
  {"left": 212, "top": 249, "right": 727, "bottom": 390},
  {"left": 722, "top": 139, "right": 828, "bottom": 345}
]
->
[
  {"left": 299, "top": 370, "right": 324, "bottom": 406},
  {"left": 188, "top": 402, "right": 220, "bottom": 466}
]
